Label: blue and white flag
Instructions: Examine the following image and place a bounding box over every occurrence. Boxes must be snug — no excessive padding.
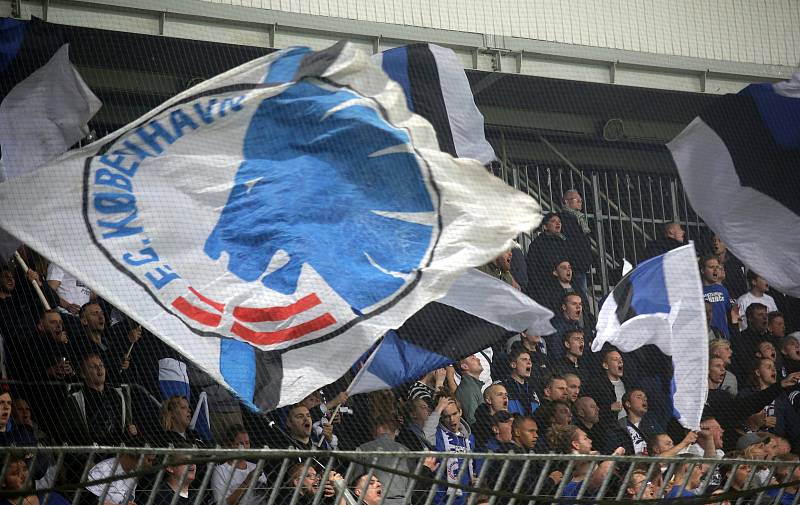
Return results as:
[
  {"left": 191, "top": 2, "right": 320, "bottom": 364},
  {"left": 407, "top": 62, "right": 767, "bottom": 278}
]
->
[
  {"left": 158, "top": 357, "right": 190, "bottom": 401},
  {"left": 669, "top": 71, "right": 800, "bottom": 296},
  {"left": 373, "top": 43, "right": 496, "bottom": 165},
  {"left": 349, "top": 268, "right": 554, "bottom": 395},
  {"left": 0, "top": 42, "right": 541, "bottom": 410},
  {"left": 591, "top": 244, "right": 707, "bottom": 430}
]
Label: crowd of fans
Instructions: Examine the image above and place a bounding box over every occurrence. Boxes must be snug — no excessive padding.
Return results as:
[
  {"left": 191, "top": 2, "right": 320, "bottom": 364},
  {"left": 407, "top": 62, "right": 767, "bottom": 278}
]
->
[{"left": 2, "top": 188, "right": 800, "bottom": 504}]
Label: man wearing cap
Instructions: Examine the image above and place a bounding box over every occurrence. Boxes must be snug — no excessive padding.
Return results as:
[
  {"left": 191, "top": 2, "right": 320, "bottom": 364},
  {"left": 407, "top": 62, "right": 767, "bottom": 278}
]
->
[
  {"left": 736, "top": 432, "right": 770, "bottom": 452},
  {"left": 482, "top": 411, "right": 514, "bottom": 452}
]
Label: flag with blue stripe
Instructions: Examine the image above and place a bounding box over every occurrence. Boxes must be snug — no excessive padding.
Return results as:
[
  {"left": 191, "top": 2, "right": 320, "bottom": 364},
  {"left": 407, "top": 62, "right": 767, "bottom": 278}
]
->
[
  {"left": 592, "top": 244, "right": 707, "bottom": 430},
  {"left": 158, "top": 357, "right": 191, "bottom": 401},
  {"left": 669, "top": 71, "right": 800, "bottom": 297}
]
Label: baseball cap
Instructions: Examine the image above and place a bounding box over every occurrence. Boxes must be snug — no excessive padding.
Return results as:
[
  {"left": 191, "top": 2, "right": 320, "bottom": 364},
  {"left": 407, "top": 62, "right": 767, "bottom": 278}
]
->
[
  {"left": 491, "top": 411, "right": 514, "bottom": 425},
  {"left": 736, "top": 432, "right": 769, "bottom": 451}
]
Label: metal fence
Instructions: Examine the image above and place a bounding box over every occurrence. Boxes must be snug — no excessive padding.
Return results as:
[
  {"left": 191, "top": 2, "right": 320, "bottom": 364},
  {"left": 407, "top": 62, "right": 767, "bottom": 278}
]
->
[
  {"left": 2, "top": 447, "right": 799, "bottom": 505},
  {"left": 493, "top": 157, "right": 709, "bottom": 299}
]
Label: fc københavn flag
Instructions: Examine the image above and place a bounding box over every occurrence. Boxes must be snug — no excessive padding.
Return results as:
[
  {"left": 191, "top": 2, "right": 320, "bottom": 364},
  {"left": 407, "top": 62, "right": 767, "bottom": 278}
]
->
[
  {"left": 0, "top": 42, "right": 541, "bottom": 410},
  {"left": 373, "top": 43, "right": 496, "bottom": 165},
  {"left": 669, "top": 72, "right": 800, "bottom": 297},
  {"left": 592, "top": 244, "right": 707, "bottom": 430}
]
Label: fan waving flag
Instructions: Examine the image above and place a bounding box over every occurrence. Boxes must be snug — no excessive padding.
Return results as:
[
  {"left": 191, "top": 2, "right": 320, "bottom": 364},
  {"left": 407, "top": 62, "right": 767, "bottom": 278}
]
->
[
  {"left": 669, "top": 71, "right": 800, "bottom": 296},
  {"left": 0, "top": 42, "right": 541, "bottom": 410},
  {"left": 349, "top": 268, "right": 555, "bottom": 395},
  {"left": 591, "top": 244, "right": 707, "bottom": 430},
  {"left": 373, "top": 43, "right": 496, "bottom": 165}
]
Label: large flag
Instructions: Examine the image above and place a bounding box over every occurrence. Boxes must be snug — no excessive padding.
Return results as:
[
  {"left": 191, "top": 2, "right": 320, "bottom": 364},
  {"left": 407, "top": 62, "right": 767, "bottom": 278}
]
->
[
  {"left": 591, "top": 244, "right": 707, "bottom": 430},
  {"left": 668, "top": 72, "right": 800, "bottom": 297},
  {"left": 349, "top": 268, "right": 554, "bottom": 395},
  {"left": 373, "top": 43, "right": 496, "bottom": 165},
  {"left": 0, "top": 42, "right": 541, "bottom": 410},
  {"left": 0, "top": 18, "right": 101, "bottom": 260}
]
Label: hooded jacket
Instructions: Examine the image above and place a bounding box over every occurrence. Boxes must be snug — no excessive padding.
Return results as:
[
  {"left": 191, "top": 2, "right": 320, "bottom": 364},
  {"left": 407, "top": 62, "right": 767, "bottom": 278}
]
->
[{"left": 423, "top": 415, "right": 478, "bottom": 505}]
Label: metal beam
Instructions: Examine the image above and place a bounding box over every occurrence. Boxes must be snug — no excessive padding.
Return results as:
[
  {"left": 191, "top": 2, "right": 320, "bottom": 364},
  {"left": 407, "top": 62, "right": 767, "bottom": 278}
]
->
[{"left": 18, "top": 0, "right": 795, "bottom": 89}]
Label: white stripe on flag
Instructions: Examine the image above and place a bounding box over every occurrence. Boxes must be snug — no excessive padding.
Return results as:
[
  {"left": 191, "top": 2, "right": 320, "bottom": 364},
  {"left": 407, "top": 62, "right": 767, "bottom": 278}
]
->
[
  {"left": 0, "top": 43, "right": 101, "bottom": 260},
  {"left": 437, "top": 268, "right": 555, "bottom": 335},
  {"left": 669, "top": 117, "right": 800, "bottom": 297},
  {"left": 158, "top": 357, "right": 189, "bottom": 383},
  {"left": 427, "top": 44, "right": 496, "bottom": 165},
  {"left": 0, "top": 44, "right": 101, "bottom": 181}
]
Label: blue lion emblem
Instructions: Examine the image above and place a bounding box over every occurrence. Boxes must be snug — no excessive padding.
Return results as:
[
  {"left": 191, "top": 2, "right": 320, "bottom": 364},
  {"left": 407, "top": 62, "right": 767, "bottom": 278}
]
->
[{"left": 204, "top": 81, "right": 435, "bottom": 311}]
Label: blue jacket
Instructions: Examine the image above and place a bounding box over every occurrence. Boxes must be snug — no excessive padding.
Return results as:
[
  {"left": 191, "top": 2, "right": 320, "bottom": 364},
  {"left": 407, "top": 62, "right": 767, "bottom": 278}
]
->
[{"left": 501, "top": 378, "right": 540, "bottom": 416}]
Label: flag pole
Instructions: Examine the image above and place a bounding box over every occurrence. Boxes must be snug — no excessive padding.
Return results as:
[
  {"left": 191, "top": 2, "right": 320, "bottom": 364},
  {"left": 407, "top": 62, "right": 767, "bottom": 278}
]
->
[
  {"left": 329, "top": 336, "right": 385, "bottom": 420},
  {"left": 14, "top": 251, "right": 50, "bottom": 310}
]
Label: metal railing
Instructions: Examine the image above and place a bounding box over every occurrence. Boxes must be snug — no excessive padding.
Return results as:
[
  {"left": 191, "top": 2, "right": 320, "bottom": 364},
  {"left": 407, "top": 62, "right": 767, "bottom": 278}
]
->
[
  {"left": 493, "top": 160, "right": 708, "bottom": 298},
  {"left": 2, "top": 448, "right": 798, "bottom": 505}
]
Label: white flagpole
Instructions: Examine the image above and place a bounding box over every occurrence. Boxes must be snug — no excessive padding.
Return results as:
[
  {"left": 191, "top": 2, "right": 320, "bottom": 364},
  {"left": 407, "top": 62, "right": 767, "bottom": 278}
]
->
[
  {"left": 329, "top": 336, "right": 385, "bottom": 420},
  {"left": 14, "top": 251, "right": 50, "bottom": 310}
]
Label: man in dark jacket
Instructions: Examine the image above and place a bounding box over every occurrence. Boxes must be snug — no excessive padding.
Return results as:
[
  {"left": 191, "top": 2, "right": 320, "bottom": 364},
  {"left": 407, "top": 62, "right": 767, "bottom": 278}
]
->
[
  {"left": 560, "top": 190, "right": 593, "bottom": 297},
  {"left": 547, "top": 293, "right": 595, "bottom": 362},
  {"left": 0, "top": 391, "right": 49, "bottom": 480},
  {"left": 731, "top": 303, "right": 771, "bottom": 377},
  {"left": 538, "top": 258, "right": 586, "bottom": 314},
  {"left": 705, "top": 368, "right": 800, "bottom": 451},
  {"left": 524, "top": 213, "right": 569, "bottom": 302},
  {"left": 483, "top": 415, "right": 560, "bottom": 502},
  {"left": 573, "top": 396, "right": 633, "bottom": 455},
  {"left": 0, "top": 263, "right": 59, "bottom": 343},
  {"left": 642, "top": 222, "right": 685, "bottom": 261},
  {"left": 397, "top": 397, "right": 434, "bottom": 451},
  {"left": 711, "top": 234, "right": 748, "bottom": 298},
  {"left": 584, "top": 348, "right": 626, "bottom": 436}
]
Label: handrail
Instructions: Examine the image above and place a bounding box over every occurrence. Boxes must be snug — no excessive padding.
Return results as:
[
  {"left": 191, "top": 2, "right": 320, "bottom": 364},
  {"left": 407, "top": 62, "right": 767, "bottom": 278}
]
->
[{"left": 1, "top": 447, "right": 796, "bottom": 505}]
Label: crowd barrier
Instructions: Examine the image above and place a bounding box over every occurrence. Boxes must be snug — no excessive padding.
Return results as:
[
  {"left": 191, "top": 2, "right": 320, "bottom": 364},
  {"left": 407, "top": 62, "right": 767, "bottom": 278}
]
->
[{"left": 2, "top": 448, "right": 798, "bottom": 505}]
